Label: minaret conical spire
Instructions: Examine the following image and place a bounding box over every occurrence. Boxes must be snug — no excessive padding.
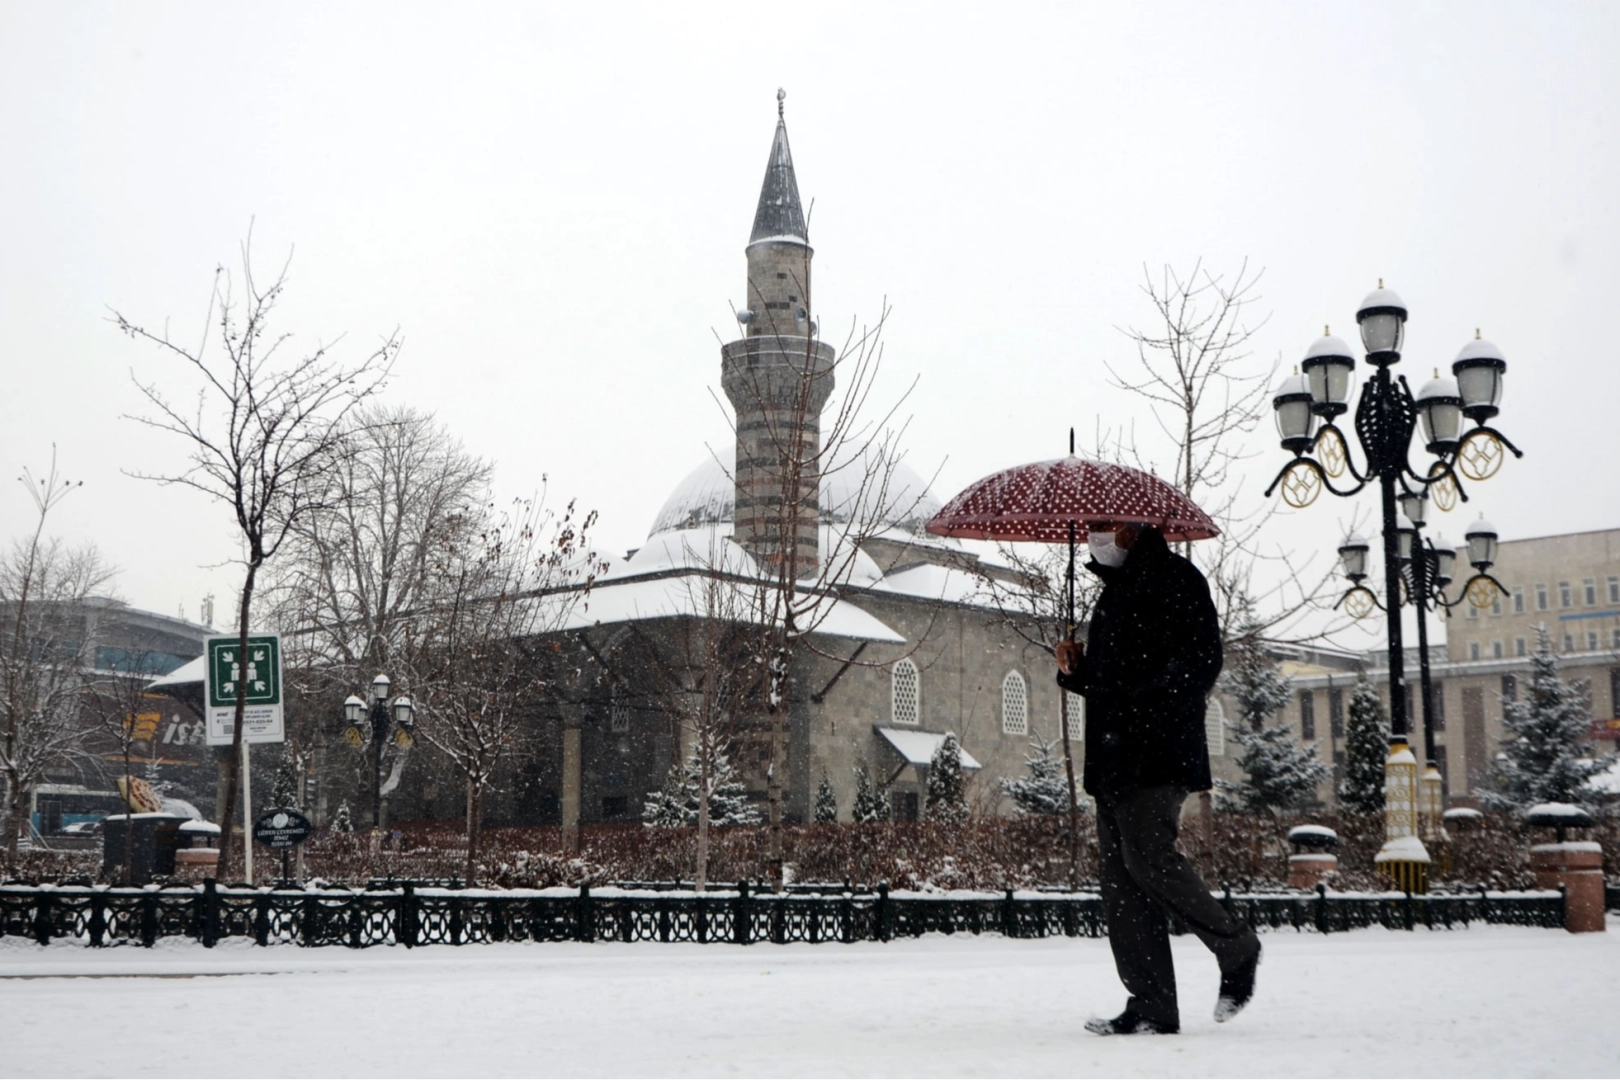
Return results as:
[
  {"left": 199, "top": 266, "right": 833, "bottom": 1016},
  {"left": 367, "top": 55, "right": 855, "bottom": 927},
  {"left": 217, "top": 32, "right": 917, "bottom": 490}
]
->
[{"left": 749, "top": 89, "right": 807, "bottom": 245}]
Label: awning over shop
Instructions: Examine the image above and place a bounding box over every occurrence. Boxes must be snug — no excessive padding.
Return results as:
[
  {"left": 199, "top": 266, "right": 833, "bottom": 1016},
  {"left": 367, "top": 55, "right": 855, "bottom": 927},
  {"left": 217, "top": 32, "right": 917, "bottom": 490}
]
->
[{"left": 875, "top": 727, "right": 981, "bottom": 771}]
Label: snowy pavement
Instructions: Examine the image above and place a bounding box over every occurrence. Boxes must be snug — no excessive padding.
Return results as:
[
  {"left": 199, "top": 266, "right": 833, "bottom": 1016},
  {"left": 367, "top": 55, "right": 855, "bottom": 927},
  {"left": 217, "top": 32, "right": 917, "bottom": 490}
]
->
[{"left": 3, "top": 922, "right": 1616, "bottom": 1078}]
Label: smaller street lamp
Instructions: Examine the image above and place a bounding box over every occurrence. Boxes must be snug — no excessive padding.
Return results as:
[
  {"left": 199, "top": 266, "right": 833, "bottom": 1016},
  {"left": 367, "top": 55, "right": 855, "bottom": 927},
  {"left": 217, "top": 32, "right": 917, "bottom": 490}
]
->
[
  {"left": 1272, "top": 371, "right": 1318, "bottom": 456},
  {"left": 1453, "top": 332, "right": 1506, "bottom": 422},
  {"left": 1465, "top": 516, "right": 1499, "bottom": 570},
  {"left": 341, "top": 673, "right": 416, "bottom": 830}
]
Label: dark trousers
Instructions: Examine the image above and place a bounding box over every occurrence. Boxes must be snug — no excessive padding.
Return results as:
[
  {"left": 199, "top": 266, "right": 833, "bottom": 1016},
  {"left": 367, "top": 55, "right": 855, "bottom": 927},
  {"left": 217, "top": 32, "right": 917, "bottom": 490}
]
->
[{"left": 1096, "top": 785, "right": 1258, "bottom": 1027}]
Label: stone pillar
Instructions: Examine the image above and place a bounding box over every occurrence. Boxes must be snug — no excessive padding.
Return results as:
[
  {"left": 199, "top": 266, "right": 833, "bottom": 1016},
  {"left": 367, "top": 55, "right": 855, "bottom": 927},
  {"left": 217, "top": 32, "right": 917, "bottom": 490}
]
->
[
  {"left": 1530, "top": 842, "right": 1606, "bottom": 933},
  {"left": 1288, "top": 853, "right": 1339, "bottom": 889}
]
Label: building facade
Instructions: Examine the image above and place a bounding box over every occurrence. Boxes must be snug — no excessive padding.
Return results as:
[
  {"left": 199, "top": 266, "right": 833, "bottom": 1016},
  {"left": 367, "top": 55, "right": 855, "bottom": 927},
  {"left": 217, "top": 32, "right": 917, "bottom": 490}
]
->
[{"left": 1216, "top": 528, "right": 1620, "bottom": 808}]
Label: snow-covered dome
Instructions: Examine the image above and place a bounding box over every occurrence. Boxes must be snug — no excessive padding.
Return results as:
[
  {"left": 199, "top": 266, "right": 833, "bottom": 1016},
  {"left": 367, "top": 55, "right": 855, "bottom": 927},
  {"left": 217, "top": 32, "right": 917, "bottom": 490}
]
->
[{"left": 648, "top": 452, "right": 944, "bottom": 539}]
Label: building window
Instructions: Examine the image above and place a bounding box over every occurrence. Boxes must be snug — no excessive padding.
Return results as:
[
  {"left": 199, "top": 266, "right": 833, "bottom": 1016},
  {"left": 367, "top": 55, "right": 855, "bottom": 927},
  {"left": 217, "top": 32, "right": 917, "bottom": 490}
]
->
[
  {"left": 1502, "top": 674, "right": 1517, "bottom": 704},
  {"left": 1490, "top": 594, "right": 1502, "bottom": 617},
  {"left": 1585, "top": 579, "right": 1597, "bottom": 606},
  {"left": 1430, "top": 681, "right": 1446, "bottom": 732},
  {"left": 610, "top": 688, "right": 630, "bottom": 733},
  {"left": 601, "top": 795, "right": 628, "bottom": 819},
  {"left": 1001, "top": 671, "right": 1028, "bottom": 736},
  {"left": 1563, "top": 633, "right": 1575, "bottom": 653},
  {"left": 1512, "top": 587, "right": 1524, "bottom": 614},
  {"left": 1492, "top": 641, "right": 1503, "bottom": 659},
  {"left": 1612, "top": 669, "right": 1620, "bottom": 722},
  {"left": 1610, "top": 576, "right": 1619, "bottom": 604},
  {"left": 1435, "top": 745, "right": 1450, "bottom": 797},
  {"left": 891, "top": 790, "right": 920, "bottom": 822},
  {"left": 1328, "top": 687, "right": 1345, "bottom": 739},
  {"left": 1333, "top": 749, "right": 1346, "bottom": 776},
  {"left": 1613, "top": 628, "right": 1620, "bottom": 650},
  {"left": 1588, "top": 631, "right": 1599, "bottom": 652},
  {"left": 1205, "top": 699, "right": 1225, "bottom": 757},
  {"left": 1299, "top": 691, "right": 1316, "bottom": 740},
  {"left": 1516, "top": 637, "right": 1527, "bottom": 657},
  {"left": 1466, "top": 603, "right": 1478, "bottom": 620},
  {"left": 1469, "top": 642, "right": 1480, "bottom": 661},
  {"left": 1560, "top": 581, "right": 1572, "bottom": 608},
  {"left": 1536, "top": 584, "right": 1549, "bottom": 611},
  {"left": 891, "top": 659, "right": 920, "bottom": 726},
  {"left": 1064, "top": 692, "right": 1084, "bottom": 741}
]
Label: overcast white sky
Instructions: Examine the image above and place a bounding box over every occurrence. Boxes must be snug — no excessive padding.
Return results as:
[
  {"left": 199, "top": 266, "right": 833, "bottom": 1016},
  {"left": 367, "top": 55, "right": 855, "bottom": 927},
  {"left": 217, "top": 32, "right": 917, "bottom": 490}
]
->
[{"left": 3, "top": 2, "right": 1616, "bottom": 652}]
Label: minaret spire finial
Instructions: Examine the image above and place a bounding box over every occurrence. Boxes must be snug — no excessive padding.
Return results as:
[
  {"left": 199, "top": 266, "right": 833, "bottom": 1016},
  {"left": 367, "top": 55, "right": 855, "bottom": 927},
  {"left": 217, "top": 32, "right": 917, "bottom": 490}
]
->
[{"left": 777, "top": 87, "right": 785, "bottom": 119}]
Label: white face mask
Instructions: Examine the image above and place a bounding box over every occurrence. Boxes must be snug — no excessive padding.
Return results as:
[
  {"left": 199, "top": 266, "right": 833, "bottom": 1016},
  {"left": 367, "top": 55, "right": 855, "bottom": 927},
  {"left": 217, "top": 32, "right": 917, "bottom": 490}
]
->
[{"left": 1088, "top": 530, "right": 1128, "bottom": 568}]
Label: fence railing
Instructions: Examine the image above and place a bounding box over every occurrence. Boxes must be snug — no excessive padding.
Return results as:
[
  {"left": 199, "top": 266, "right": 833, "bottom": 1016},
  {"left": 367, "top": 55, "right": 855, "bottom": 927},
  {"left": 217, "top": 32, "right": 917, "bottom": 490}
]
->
[{"left": 0, "top": 881, "right": 1564, "bottom": 949}]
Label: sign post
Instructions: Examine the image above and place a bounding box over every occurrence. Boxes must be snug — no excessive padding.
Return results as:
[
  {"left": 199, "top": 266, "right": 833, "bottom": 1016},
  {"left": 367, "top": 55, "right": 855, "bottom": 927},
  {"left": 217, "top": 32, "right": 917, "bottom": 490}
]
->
[
  {"left": 252, "top": 808, "right": 313, "bottom": 883},
  {"left": 205, "top": 635, "right": 284, "bottom": 883}
]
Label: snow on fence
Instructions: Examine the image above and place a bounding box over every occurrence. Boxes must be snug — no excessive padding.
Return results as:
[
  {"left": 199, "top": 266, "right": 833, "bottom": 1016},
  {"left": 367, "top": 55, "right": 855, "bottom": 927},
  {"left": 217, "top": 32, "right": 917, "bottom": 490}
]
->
[{"left": 0, "top": 880, "right": 1566, "bottom": 948}]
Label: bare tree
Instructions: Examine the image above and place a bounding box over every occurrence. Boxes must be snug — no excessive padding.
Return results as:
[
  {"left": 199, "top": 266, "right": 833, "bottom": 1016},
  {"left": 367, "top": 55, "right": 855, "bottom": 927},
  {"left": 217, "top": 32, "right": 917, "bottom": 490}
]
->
[
  {"left": 1106, "top": 260, "right": 1340, "bottom": 641},
  {"left": 82, "top": 650, "right": 168, "bottom": 883},
  {"left": 264, "top": 405, "right": 492, "bottom": 827},
  {"left": 968, "top": 542, "right": 1102, "bottom": 887},
  {"left": 114, "top": 236, "right": 397, "bottom": 877},
  {"left": 719, "top": 233, "right": 929, "bottom": 889},
  {"left": 413, "top": 493, "right": 602, "bottom": 884},
  {"left": 627, "top": 541, "right": 766, "bottom": 890},
  {"left": 0, "top": 454, "right": 114, "bottom": 859}
]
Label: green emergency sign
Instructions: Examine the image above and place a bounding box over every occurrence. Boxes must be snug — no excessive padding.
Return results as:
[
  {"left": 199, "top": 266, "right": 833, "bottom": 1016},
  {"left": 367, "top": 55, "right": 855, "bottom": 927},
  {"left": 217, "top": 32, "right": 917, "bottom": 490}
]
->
[{"left": 206, "top": 636, "right": 282, "bottom": 710}]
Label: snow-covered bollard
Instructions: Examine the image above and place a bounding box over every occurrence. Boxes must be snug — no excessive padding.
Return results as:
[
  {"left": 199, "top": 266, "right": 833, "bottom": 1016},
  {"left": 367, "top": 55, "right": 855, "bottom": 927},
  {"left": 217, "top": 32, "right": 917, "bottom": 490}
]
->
[
  {"left": 1287, "top": 825, "right": 1338, "bottom": 889},
  {"left": 1525, "top": 803, "right": 1605, "bottom": 934}
]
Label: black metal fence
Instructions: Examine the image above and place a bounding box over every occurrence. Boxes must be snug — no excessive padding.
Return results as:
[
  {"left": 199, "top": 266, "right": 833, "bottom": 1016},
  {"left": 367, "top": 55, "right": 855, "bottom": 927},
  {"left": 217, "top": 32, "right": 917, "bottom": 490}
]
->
[{"left": 0, "top": 881, "right": 1565, "bottom": 949}]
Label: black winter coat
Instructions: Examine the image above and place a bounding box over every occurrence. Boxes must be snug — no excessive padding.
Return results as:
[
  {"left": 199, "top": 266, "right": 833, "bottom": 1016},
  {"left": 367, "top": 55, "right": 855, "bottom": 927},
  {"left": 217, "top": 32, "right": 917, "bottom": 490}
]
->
[{"left": 1056, "top": 526, "right": 1223, "bottom": 796}]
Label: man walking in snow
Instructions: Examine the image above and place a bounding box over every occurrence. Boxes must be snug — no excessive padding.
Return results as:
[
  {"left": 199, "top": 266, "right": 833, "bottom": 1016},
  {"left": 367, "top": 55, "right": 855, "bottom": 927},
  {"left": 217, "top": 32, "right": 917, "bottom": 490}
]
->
[{"left": 1056, "top": 521, "right": 1261, "bottom": 1035}]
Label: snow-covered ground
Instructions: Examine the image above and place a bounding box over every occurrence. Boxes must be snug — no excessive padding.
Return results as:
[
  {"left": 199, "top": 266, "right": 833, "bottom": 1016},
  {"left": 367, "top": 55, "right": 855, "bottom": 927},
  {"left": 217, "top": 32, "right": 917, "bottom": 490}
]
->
[{"left": 3, "top": 923, "right": 1616, "bottom": 1078}]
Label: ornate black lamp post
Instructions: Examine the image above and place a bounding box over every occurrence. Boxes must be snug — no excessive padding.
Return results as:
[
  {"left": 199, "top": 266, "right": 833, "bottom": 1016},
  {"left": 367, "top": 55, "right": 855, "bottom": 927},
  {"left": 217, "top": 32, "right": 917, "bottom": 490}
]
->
[
  {"left": 1335, "top": 498, "right": 1507, "bottom": 837},
  {"left": 342, "top": 674, "right": 415, "bottom": 830},
  {"left": 1266, "top": 285, "right": 1521, "bottom": 890}
]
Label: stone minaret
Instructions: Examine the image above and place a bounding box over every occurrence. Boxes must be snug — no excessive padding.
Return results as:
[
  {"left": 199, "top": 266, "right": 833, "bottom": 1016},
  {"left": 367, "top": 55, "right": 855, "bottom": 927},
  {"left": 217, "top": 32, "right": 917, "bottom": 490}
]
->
[{"left": 722, "top": 93, "right": 836, "bottom": 579}]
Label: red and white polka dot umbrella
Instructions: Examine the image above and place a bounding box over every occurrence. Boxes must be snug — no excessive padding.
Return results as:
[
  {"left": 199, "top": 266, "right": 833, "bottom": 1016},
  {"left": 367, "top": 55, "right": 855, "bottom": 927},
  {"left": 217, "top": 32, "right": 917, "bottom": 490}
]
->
[{"left": 926, "top": 456, "right": 1220, "bottom": 543}]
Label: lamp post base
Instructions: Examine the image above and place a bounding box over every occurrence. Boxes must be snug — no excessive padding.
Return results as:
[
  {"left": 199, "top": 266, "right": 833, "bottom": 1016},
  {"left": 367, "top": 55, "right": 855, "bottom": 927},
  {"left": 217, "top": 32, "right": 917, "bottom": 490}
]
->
[{"left": 1374, "top": 847, "right": 1432, "bottom": 894}]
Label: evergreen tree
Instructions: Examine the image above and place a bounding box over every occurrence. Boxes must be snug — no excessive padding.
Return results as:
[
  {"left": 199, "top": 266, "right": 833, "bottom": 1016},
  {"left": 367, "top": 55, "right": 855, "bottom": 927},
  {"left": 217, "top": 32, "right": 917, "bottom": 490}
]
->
[
  {"left": 1000, "top": 737, "right": 1072, "bottom": 815},
  {"left": 642, "top": 764, "right": 688, "bottom": 828},
  {"left": 1219, "top": 722, "right": 1331, "bottom": 813},
  {"left": 1479, "top": 624, "right": 1615, "bottom": 812},
  {"left": 271, "top": 748, "right": 300, "bottom": 810},
  {"left": 851, "top": 764, "right": 890, "bottom": 823},
  {"left": 642, "top": 743, "right": 762, "bottom": 827},
  {"left": 331, "top": 800, "right": 354, "bottom": 833},
  {"left": 1339, "top": 675, "right": 1390, "bottom": 814},
  {"left": 1222, "top": 622, "right": 1293, "bottom": 732},
  {"left": 812, "top": 772, "right": 838, "bottom": 824},
  {"left": 925, "top": 731, "right": 969, "bottom": 824}
]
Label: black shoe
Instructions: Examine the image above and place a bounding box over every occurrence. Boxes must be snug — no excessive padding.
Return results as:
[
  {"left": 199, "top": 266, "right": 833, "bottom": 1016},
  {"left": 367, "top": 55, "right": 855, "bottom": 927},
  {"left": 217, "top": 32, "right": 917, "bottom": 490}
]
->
[
  {"left": 1215, "top": 940, "right": 1262, "bottom": 1023},
  {"left": 1084, "top": 1008, "right": 1178, "bottom": 1036}
]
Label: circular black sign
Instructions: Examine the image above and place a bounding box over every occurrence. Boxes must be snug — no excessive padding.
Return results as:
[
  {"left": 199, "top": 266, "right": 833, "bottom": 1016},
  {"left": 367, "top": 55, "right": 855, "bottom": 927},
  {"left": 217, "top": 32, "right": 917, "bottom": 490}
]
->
[{"left": 253, "top": 808, "right": 314, "bottom": 849}]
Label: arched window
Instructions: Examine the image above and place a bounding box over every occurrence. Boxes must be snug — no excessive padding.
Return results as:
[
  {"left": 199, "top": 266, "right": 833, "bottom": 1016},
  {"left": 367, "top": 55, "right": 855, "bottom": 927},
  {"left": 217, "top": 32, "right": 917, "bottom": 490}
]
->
[
  {"left": 610, "top": 686, "right": 630, "bottom": 733},
  {"left": 1205, "top": 698, "right": 1226, "bottom": 757},
  {"left": 1001, "top": 671, "right": 1028, "bottom": 736},
  {"left": 891, "top": 659, "right": 920, "bottom": 726},
  {"left": 1063, "top": 692, "right": 1084, "bottom": 741}
]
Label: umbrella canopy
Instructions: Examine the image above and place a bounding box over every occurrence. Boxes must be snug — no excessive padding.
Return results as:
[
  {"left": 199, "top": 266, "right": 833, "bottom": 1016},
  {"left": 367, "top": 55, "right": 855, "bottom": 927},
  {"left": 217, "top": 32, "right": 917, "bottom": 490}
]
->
[{"left": 926, "top": 456, "right": 1220, "bottom": 543}]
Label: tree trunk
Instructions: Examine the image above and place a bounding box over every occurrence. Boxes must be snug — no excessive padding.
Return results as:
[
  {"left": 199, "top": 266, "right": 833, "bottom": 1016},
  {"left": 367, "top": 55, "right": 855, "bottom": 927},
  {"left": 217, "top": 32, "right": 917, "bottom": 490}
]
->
[
  {"left": 122, "top": 745, "right": 134, "bottom": 886},
  {"left": 215, "top": 561, "right": 259, "bottom": 880},
  {"left": 765, "top": 643, "right": 787, "bottom": 893},
  {"left": 1059, "top": 692, "right": 1082, "bottom": 890},
  {"left": 4, "top": 773, "right": 22, "bottom": 860},
  {"left": 696, "top": 733, "right": 711, "bottom": 892},
  {"left": 465, "top": 775, "right": 481, "bottom": 886}
]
